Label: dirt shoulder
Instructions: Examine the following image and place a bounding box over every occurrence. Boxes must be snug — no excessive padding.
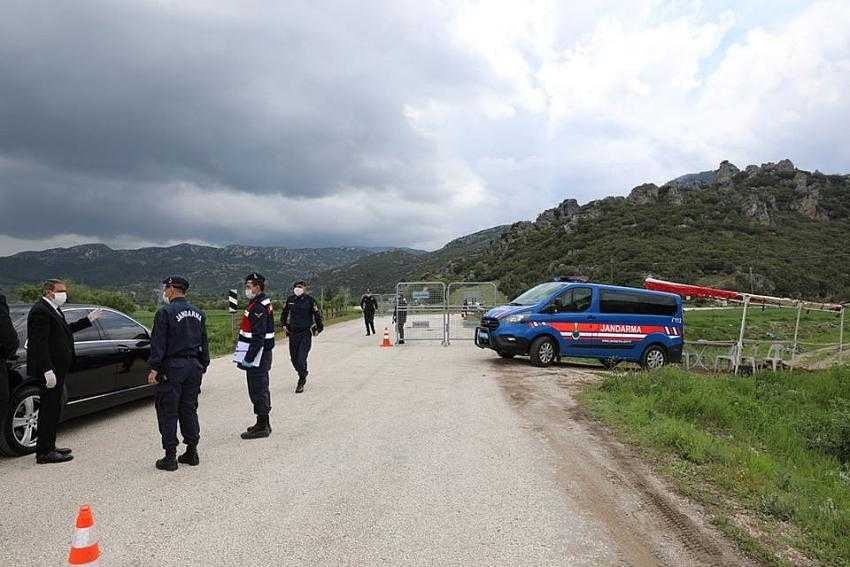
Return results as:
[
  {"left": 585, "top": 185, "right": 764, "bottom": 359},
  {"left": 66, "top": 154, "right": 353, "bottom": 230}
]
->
[{"left": 488, "top": 358, "right": 752, "bottom": 566}]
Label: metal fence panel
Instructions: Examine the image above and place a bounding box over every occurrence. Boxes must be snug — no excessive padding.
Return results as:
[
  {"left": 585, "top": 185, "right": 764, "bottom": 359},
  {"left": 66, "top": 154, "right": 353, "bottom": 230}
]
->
[
  {"left": 394, "top": 282, "right": 447, "bottom": 344},
  {"left": 446, "top": 282, "right": 499, "bottom": 343}
]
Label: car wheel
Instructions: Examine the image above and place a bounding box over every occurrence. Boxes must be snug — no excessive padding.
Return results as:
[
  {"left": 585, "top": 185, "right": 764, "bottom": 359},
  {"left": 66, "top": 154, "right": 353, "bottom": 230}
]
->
[
  {"left": 529, "top": 336, "right": 557, "bottom": 368},
  {"left": 599, "top": 358, "right": 620, "bottom": 370},
  {"left": 497, "top": 351, "right": 516, "bottom": 359},
  {"left": 0, "top": 384, "right": 40, "bottom": 456},
  {"left": 641, "top": 345, "right": 667, "bottom": 371}
]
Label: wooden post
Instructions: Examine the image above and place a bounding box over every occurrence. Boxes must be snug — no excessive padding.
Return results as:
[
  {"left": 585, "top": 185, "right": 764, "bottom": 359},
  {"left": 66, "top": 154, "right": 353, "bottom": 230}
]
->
[
  {"left": 735, "top": 295, "right": 750, "bottom": 375},
  {"left": 791, "top": 302, "right": 802, "bottom": 367},
  {"left": 839, "top": 307, "right": 845, "bottom": 363}
]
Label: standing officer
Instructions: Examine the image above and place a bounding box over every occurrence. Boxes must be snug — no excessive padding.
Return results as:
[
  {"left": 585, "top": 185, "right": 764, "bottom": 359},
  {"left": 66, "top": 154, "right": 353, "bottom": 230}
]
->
[
  {"left": 393, "top": 293, "right": 408, "bottom": 345},
  {"left": 0, "top": 291, "right": 20, "bottom": 424},
  {"left": 281, "top": 281, "right": 323, "bottom": 393},
  {"left": 27, "top": 280, "right": 103, "bottom": 464},
  {"left": 360, "top": 289, "right": 378, "bottom": 336},
  {"left": 237, "top": 273, "right": 275, "bottom": 440},
  {"left": 147, "top": 276, "right": 210, "bottom": 472}
]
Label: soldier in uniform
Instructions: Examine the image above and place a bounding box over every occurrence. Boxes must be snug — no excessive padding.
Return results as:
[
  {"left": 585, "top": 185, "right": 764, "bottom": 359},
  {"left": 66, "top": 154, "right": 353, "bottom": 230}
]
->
[
  {"left": 147, "top": 276, "right": 210, "bottom": 472},
  {"left": 359, "top": 289, "right": 378, "bottom": 336},
  {"left": 281, "top": 281, "right": 323, "bottom": 393},
  {"left": 237, "top": 273, "right": 275, "bottom": 439},
  {"left": 393, "top": 293, "right": 408, "bottom": 345}
]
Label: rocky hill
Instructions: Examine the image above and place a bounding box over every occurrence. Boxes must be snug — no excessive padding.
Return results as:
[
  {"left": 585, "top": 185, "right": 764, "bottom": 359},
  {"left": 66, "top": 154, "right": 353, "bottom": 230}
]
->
[
  {"left": 434, "top": 160, "right": 850, "bottom": 301},
  {"left": 0, "top": 243, "right": 394, "bottom": 296}
]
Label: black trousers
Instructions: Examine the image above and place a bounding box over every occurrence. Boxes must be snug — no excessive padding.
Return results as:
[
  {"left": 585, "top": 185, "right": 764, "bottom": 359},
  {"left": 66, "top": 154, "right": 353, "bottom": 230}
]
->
[
  {"left": 245, "top": 350, "right": 273, "bottom": 416},
  {"left": 364, "top": 314, "right": 376, "bottom": 335},
  {"left": 36, "top": 371, "right": 66, "bottom": 455},
  {"left": 288, "top": 329, "right": 312, "bottom": 379},
  {"left": 396, "top": 321, "right": 405, "bottom": 341},
  {"left": 155, "top": 359, "right": 203, "bottom": 450}
]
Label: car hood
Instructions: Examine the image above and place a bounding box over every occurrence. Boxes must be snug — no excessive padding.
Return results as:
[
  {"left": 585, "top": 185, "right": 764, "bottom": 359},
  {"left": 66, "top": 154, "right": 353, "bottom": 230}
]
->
[{"left": 485, "top": 305, "right": 535, "bottom": 319}]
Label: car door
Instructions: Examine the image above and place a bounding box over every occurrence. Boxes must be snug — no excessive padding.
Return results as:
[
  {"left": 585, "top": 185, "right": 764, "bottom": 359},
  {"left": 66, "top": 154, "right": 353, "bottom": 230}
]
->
[
  {"left": 95, "top": 310, "right": 151, "bottom": 391},
  {"left": 62, "top": 308, "right": 116, "bottom": 402},
  {"left": 544, "top": 287, "right": 594, "bottom": 356}
]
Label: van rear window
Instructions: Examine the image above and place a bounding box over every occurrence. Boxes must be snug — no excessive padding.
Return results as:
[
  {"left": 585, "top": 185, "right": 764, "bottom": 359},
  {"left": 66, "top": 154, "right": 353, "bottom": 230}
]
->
[{"left": 599, "top": 290, "right": 678, "bottom": 316}]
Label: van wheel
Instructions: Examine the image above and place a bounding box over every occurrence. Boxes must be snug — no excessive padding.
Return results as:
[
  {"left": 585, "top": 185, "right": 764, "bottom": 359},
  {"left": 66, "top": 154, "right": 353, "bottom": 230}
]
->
[
  {"left": 497, "top": 351, "right": 515, "bottom": 359},
  {"left": 641, "top": 345, "right": 667, "bottom": 371},
  {"left": 529, "top": 337, "right": 557, "bottom": 367},
  {"left": 599, "top": 358, "right": 620, "bottom": 370},
  {"left": 0, "top": 384, "right": 40, "bottom": 457}
]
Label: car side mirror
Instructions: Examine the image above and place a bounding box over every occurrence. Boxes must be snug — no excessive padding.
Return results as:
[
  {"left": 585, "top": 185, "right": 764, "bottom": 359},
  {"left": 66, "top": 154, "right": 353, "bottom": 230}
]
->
[{"left": 541, "top": 303, "right": 557, "bottom": 314}]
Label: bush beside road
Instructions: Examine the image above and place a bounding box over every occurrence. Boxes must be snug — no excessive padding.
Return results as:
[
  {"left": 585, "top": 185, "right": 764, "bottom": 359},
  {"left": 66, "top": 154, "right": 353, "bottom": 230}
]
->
[{"left": 580, "top": 366, "right": 850, "bottom": 566}]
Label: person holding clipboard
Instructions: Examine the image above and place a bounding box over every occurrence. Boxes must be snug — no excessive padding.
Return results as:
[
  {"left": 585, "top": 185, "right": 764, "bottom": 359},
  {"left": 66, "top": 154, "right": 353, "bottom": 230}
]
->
[{"left": 235, "top": 273, "right": 275, "bottom": 440}]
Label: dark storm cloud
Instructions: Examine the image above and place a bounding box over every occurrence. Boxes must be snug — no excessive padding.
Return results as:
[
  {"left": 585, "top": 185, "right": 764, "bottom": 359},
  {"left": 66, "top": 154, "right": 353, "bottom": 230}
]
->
[{"left": 0, "top": 0, "right": 495, "bottom": 246}]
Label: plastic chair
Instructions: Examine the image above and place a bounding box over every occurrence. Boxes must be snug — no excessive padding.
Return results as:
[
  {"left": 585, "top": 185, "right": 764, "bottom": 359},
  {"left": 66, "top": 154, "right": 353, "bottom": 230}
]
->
[
  {"left": 763, "top": 343, "right": 786, "bottom": 371},
  {"left": 714, "top": 344, "right": 739, "bottom": 372}
]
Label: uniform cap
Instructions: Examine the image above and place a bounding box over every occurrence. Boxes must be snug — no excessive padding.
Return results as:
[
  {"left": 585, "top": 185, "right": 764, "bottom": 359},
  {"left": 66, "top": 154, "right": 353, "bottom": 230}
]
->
[
  {"left": 293, "top": 280, "right": 307, "bottom": 288},
  {"left": 162, "top": 276, "right": 189, "bottom": 290},
  {"left": 245, "top": 272, "right": 266, "bottom": 284}
]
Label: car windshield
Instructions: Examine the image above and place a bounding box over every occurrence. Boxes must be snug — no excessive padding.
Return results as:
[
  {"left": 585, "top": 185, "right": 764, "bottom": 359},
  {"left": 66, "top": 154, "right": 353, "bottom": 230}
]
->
[{"left": 508, "top": 282, "right": 566, "bottom": 306}]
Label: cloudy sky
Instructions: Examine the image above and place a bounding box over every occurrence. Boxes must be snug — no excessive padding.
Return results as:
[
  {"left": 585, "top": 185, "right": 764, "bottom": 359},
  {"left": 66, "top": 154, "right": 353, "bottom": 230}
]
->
[{"left": 1, "top": 0, "right": 848, "bottom": 255}]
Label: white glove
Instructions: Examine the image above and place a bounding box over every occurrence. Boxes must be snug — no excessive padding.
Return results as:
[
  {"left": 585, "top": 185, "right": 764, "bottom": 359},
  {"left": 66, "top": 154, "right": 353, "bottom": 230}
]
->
[
  {"left": 44, "top": 370, "right": 57, "bottom": 389},
  {"left": 87, "top": 308, "right": 105, "bottom": 322}
]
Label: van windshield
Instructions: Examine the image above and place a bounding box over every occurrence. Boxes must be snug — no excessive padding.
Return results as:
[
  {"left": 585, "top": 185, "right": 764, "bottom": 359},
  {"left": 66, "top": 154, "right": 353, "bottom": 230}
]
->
[{"left": 509, "top": 283, "right": 566, "bottom": 306}]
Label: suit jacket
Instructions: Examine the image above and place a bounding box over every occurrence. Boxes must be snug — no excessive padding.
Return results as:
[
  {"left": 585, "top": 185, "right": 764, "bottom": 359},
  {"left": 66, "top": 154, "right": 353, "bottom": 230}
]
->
[
  {"left": 0, "top": 295, "right": 18, "bottom": 360},
  {"left": 26, "top": 298, "right": 92, "bottom": 378}
]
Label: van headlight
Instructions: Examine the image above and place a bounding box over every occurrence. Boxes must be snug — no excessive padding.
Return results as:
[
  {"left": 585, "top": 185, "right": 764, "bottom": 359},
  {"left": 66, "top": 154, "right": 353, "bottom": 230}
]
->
[{"left": 505, "top": 314, "right": 530, "bottom": 324}]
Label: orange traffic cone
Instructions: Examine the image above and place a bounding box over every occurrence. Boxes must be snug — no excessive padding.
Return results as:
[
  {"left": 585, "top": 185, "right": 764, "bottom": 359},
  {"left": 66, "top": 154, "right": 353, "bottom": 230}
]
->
[
  {"left": 68, "top": 505, "right": 100, "bottom": 566},
  {"left": 381, "top": 327, "right": 392, "bottom": 348}
]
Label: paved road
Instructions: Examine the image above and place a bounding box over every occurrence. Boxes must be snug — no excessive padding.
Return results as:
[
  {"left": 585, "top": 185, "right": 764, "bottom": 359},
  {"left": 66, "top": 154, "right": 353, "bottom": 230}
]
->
[{"left": 0, "top": 317, "right": 746, "bottom": 566}]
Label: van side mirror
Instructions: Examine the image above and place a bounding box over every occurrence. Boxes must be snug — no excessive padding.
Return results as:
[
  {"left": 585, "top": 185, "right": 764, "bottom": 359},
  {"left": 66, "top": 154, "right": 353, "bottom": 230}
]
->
[{"left": 541, "top": 303, "right": 557, "bottom": 314}]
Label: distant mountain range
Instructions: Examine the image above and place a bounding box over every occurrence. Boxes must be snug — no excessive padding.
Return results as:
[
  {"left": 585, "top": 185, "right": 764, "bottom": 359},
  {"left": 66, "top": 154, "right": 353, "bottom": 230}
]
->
[
  {"left": 0, "top": 243, "right": 396, "bottom": 296},
  {"left": 3, "top": 159, "right": 848, "bottom": 303}
]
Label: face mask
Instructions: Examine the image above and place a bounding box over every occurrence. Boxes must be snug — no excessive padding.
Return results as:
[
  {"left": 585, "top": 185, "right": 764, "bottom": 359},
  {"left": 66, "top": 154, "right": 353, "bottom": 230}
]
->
[
  {"left": 162, "top": 292, "right": 170, "bottom": 304},
  {"left": 294, "top": 287, "right": 305, "bottom": 296},
  {"left": 245, "top": 288, "right": 256, "bottom": 300},
  {"left": 53, "top": 292, "right": 67, "bottom": 306}
]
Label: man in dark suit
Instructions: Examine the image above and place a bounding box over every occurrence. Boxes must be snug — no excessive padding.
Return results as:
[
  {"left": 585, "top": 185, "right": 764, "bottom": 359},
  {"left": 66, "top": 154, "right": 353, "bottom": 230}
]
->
[
  {"left": 0, "top": 291, "right": 20, "bottom": 417},
  {"left": 26, "top": 279, "right": 103, "bottom": 464}
]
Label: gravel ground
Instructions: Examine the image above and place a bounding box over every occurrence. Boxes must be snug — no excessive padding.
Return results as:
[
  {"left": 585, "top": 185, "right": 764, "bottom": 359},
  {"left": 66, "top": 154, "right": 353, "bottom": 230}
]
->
[{"left": 0, "top": 317, "right": 747, "bottom": 566}]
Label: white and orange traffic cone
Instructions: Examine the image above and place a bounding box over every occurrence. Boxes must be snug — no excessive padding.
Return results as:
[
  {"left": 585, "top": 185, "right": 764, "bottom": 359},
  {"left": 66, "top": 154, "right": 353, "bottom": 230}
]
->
[
  {"left": 68, "top": 505, "right": 101, "bottom": 566},
  {"left": 381, "top": 327, "right": 392, "bottom": 348}
]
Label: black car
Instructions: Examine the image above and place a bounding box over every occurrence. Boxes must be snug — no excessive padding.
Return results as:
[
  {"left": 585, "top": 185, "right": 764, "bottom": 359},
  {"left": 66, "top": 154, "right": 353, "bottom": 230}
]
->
[{"left": 1, "top": 304, "right": 153, "bottom": 456}]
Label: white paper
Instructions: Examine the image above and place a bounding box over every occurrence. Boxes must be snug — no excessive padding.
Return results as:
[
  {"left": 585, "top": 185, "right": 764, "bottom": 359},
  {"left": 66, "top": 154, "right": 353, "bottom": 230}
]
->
[{"left": 233, "top": 342, "right": 263, "bottom": 367}]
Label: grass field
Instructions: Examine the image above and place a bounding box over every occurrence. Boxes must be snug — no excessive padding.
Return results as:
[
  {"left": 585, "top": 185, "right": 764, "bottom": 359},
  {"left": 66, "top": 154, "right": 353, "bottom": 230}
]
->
[
  {"left": 580, "top": 366, "right": 850, "bottom": 566},
  {"left": 132, "top": 308, "right": 362, "bottom": 357}
]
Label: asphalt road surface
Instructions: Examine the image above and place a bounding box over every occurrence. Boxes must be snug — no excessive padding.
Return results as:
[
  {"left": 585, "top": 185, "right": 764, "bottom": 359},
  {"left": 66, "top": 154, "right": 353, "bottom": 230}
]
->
[{"left": 0, "top": 317, "right": 747, "bottom": 566}]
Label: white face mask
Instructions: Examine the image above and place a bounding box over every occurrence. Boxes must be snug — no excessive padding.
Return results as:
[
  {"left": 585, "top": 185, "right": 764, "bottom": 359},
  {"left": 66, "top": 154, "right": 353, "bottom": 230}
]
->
[
  {"left": 294, "top": 287, "right": 305, "bottom": 296},
  {"left": 245, "top": 288, "right": 256, "bottom": 300},
  {"left": 53, "top": 292, "right": 68, "bottom": 306},
  {"left": 162, "top": 292, "right": 170, "bottom": 304}
]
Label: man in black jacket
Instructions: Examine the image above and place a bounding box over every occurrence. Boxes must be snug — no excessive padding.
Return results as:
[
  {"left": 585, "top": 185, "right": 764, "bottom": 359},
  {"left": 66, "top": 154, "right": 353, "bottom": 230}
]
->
[
  {"left": 26, "top": 280, "right": 103, "bottom": 464},
  {"left": 281, "top": 281, "right": 323, "bottom": 393},
  {"left": 1, "top": 292, "right": 20, "bottom": 419},
  {"left": 393, "top": 294, "right": 408, "bottom": 345},
  {"left": 147, "top": 276, "right": 210, "bottom": 471},
  {"left": 360, "top": 289, "right": 378, "bottom": 336}
]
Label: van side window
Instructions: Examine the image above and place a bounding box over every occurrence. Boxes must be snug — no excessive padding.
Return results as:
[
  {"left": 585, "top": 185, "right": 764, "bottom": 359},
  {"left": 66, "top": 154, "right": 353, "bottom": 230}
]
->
[
  {"left": 552, "top": 287, "right": 592, "bottom": 313},
  {"left": 599, "top": 290, "right": 677, "bottom": 316}
]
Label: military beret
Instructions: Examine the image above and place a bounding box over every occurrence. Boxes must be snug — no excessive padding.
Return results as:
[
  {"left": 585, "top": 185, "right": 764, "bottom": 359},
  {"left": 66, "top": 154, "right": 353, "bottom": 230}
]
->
[
  {"left": 245, "top": 272, "right": 266, "bottom": 284},
  {"left": 162, "top": 276, "right": 190, "bottom": 290}
]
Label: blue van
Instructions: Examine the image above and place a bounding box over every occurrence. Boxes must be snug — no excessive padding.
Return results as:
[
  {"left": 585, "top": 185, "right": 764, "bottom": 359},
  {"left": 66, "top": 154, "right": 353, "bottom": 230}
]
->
[{"left": 475, "top": 282, "right": 683, "bottom": 369}]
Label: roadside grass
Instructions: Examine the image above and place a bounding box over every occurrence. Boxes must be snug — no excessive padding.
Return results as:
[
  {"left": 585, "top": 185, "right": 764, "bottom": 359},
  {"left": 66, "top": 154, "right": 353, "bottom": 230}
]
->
[
  {"left": 579, "top": 366, "right": 850, "bottom": 566},
  {"left": 132, "top": 308, "right": 362, "bottom": 358}
]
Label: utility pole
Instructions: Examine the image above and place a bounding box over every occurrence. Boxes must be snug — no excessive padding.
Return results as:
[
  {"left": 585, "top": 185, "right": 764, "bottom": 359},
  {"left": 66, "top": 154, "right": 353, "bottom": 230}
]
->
[{"left": 749, "top": 266, "right": 754, "bottom": 293}]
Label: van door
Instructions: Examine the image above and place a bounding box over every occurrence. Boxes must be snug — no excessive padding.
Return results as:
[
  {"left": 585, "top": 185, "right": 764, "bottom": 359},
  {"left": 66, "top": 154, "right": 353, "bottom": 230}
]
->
[
  {"left": 543, "top": 287, "right": 594, "bottom": 356},
  {"left": 593, "top": 289, "right": 678, "bottom": 361}
]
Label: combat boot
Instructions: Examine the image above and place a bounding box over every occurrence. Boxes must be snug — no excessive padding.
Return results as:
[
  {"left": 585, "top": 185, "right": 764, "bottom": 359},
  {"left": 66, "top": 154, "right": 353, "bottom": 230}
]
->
[
  {"left": 295, "top": 373, "right": 307, "bottom": 393},
  {"left": 246, "top": 416, "right": 272, "bottom": 434},
  {"left": 178, "top": 444, "right": 199, "bottom": 466},
  {"left": 241, "top": 415, "right": 271, "bottom": 439},
  {"left": 156, "top": 448, "right": 178, "bottom": 472}
]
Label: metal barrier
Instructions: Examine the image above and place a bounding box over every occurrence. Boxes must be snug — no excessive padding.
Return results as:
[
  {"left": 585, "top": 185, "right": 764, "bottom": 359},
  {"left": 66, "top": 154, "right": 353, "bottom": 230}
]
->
[
  {"left": 394, "top": 282, "right": 448, "bottom": 344},
  {"left": 446, "top": 282, "right": 499, "bottom": 344},
  {"left": 376, "top": 293, "right": 397, "bottom": 316}
]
